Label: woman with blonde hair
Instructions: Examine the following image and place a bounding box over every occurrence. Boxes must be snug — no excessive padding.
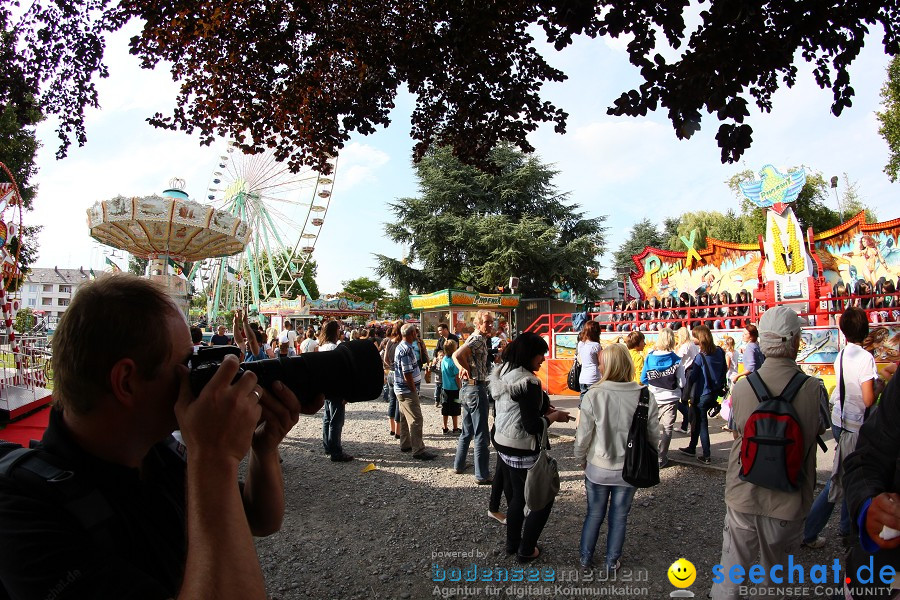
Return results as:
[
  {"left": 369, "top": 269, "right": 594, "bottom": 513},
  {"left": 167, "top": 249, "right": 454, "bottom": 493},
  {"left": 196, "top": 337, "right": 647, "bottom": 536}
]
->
[
  {"left": 674, "top": 326, "right": 698, "bottom": 433},
  {"left": 640, "top": 327, "right": 683, "bottom": 468},
  {"left": 575, "top": 344, "right": 658, "bottom": 571}
]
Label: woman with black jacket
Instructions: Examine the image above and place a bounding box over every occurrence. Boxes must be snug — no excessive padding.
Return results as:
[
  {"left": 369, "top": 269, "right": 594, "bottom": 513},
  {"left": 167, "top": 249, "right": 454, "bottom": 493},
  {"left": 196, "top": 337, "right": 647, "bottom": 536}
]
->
[
  {"left": 679, "top": 325, "right": 726, "bottom": 464},
  {"left": 489, "top": 333, "right": 570, "bottom": 563}
]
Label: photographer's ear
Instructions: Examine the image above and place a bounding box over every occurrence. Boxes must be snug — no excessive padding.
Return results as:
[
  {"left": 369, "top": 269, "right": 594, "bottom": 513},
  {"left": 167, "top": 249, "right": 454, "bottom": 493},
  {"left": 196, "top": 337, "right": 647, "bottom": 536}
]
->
[{"left": 108, "top": 358, "right": 140, "bottom": 408}]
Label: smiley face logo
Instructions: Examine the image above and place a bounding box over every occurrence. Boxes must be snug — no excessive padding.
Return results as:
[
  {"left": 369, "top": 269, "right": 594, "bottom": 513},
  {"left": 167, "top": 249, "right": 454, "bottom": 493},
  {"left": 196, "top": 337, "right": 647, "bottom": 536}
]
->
[{"left": 668, "top": 558, "right": 696, "bottom": 588}]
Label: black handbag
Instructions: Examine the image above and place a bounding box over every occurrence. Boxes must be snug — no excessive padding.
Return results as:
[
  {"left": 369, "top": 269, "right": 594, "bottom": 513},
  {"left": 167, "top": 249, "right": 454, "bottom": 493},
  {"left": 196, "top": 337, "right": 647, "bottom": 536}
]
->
[
  {"left": 567, "top": 356, "right": 582, "bottom": 392},
  {"left": 623, "top": 387, "right": 660, "bottom": 488}
]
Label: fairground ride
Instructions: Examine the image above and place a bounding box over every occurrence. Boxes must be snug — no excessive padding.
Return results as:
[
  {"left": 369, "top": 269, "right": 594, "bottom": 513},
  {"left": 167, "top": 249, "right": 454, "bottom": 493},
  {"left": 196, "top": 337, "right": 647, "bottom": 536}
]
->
[{"left": 194, "top": 143, "right": 337, "bottom": 323}]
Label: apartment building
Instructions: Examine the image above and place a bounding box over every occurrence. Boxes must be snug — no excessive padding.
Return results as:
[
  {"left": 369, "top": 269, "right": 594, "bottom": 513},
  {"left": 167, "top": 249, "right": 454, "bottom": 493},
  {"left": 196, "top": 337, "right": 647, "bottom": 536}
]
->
[{"left": 21, "top": 267, "right": 93, "bottom": 326}]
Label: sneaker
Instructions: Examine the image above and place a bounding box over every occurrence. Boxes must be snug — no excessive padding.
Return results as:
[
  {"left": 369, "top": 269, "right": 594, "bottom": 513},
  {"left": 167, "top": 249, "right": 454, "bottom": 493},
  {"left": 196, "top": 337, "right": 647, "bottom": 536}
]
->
[
  {"left": 659, "top": 458, "right": 670, "bottom": 469},
  {"left": 330, "top": 453, "right": 354, "bottom": 462},
  {"left": 476, "top": 478, "right": 493, "bottom": 485},
  {"left": 697, "top": 455, "right": 711, "bottom": 465},
  {"left": 801, "top": 536, "right": 827, "bottom": 549},
  {"left": 453, "top": 428, "right": 462, "bottom": 434},
  {"left": 400, "top": 447, "right": 412, "bottom": 453},
  {"left": 678, "top": 425, "right": 689, "bottom": 433},
  {"left": 678, "top": 447, "right": 696, "bottom": 456},
  {"left": 413, "top": 451, "right": 437, "bottom": 461},
  {"left": 442, "top": 428, "right": 450, "bottom": 434}
]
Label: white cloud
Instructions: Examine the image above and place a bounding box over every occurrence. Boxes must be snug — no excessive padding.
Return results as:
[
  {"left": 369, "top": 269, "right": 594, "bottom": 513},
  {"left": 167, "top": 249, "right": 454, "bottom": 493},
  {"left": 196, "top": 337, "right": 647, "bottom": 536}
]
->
[{"left": 333, "top": 143, "right": 390, "bottom": 192}]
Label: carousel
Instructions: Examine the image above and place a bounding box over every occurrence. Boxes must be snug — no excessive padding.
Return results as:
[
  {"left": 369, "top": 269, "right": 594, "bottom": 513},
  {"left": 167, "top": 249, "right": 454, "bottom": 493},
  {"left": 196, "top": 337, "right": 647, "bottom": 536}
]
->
[{"left": 87, "top": 178, "right": 250, "bottom": 316}]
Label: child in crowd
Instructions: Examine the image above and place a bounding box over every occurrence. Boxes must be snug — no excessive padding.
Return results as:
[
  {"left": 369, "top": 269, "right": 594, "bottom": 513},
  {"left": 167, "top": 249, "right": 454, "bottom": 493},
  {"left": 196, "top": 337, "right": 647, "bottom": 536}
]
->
[
  {"left": 625, "top": 330, "right": 646, "bottom": 382},
  {"left": 431, "top": 350, "right": 443, "bottom": 409},
  {"left": 440, "top": 341, "right": 462, "bottom": 434}
]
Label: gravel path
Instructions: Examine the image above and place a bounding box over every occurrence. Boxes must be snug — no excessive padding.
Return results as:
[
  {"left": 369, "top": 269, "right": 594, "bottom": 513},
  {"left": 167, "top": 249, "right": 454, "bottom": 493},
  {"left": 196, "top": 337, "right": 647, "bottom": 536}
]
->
[{"left": 255, "top": 394, "right": 847, "bottom": 600}]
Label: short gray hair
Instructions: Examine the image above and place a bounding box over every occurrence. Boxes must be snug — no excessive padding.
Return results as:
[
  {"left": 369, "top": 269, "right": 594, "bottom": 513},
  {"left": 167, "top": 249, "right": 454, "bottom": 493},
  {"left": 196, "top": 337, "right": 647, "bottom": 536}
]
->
[
  {"left": 760, "top": 331, "right": 801, "bottom": 359},
  {"left": 401, "top": 323, "right": 417, "bottom": 337}
]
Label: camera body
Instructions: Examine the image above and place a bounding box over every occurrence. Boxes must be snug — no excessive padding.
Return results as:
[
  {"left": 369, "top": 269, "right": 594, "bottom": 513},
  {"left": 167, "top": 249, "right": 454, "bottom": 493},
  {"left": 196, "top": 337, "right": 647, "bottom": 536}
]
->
[{"left": 189, "top": 340, "right": 384, "bottom": 405}]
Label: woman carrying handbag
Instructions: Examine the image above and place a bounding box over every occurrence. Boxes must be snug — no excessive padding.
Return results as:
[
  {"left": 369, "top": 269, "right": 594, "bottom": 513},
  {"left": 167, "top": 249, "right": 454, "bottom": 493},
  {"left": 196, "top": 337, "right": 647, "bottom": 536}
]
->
[
  {"left": 575, "top": 344, "right": 659, "bottom": 572},
  {"left": 490, "top": 333, "right": 571, "bottom": 563}
]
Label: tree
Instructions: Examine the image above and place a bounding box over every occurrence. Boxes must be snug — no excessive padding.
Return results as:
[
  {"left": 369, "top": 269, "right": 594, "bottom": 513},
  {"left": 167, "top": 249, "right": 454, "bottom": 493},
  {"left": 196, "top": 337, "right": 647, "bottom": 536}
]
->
[
  {"left": 613, "top": 219, "right": 664, "bottom": 273},
  {"left": 382, "top": 290, "right": 413, "bottom": 320},
  {"left": 877, "top": 55, "right": 900, "bottom": 182},
  {"left": 374, "top": 145, "right": 607, "bottom": 298},
  {"left": 6, "top": 1, "right": 896, "bottom": 172},
  {"left": 341, "top": 277, "right": 387, "bottom": 306},
  {"left": 0, "top": 17, "right": 43, "bottom": 282},
  {"left": 14, "top": 306, "right": 34, "bottom": 333},
  {"left": 128, "top": 256, "right": 149, "bottom": 276}
]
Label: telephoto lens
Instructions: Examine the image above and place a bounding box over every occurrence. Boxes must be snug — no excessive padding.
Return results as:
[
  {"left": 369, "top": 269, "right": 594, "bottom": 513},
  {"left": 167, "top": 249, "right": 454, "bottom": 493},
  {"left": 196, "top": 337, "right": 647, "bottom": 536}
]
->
[{"left": 189, "top": 340, "right": 384, "bottom": 406}]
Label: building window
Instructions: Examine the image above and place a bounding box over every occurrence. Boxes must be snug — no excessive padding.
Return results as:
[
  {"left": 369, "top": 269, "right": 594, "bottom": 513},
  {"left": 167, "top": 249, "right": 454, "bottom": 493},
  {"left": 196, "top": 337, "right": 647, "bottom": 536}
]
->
[
  {"left": 57, "top": 298, "right": 69, "bottom": 306},
  {"left": 59, "top": 285, "right": 72, "bottom": 294},
  {"left": 41, "top": 298, "right": 51, "bottom": 306},
  {"left": 42, "top": 284, "right": 52, "bottom": 293},
  {"left": 28, "top": 285, "right": 37, "bottom": 293},
  {"left": 27, "top": 298, "right": 35, "bottom": 307}
]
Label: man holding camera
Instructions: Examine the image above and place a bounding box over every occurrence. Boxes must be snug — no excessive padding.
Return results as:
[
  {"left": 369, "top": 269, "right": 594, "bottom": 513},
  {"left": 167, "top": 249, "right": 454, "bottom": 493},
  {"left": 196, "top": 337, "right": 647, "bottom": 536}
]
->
[{"left": 0, "top": 274, "right": 315, "bottom": 600}]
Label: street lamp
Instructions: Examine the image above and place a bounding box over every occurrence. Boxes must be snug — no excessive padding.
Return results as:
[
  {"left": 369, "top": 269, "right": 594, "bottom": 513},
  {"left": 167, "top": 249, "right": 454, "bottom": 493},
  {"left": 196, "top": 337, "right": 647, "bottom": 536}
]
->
[{"left": 830, "top": 175, "right": 842, "bottom": 222}]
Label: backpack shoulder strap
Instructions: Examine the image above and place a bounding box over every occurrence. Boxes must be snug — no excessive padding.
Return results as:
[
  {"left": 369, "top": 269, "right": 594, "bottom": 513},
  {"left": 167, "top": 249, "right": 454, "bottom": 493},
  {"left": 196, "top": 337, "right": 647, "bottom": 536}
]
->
[
  {"left": 779, "top": 371, "right": 810, "bottom": 403},
  {"left": 0, "top": 444, "right": 116, "bottom": 548},
  {"left": 746, "top": 371, "right": 772, "bottom": 402}
]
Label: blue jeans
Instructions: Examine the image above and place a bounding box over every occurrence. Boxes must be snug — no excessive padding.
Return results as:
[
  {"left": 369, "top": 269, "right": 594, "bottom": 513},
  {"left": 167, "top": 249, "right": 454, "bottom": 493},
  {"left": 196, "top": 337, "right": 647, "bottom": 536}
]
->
[
  {"left": 322, "top": 398, "right": 346, "bottom": 454},
  {"left": 580, "top": 383, "right": 591, "bottom": 405},
  {"left": 386, "top": 373, "right": 400, "bottom": 421},
  {"left": 803, "top": 426, "right": 851, "bottom": 542},
  {"left": 580, "top": 479, "right": 637, "bottom": 568},
  {"left": 687, "top": 392, "right": 715, "bottom": 457},
  {"left": 454, "top": 381, "right": 491, "bottom": 480}
]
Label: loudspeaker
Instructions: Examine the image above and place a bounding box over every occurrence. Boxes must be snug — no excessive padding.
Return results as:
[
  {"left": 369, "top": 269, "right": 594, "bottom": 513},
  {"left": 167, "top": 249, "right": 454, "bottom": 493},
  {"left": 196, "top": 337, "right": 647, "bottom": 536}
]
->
[{"left": 508, "top": 277, "right": 519, "bottom": 290}]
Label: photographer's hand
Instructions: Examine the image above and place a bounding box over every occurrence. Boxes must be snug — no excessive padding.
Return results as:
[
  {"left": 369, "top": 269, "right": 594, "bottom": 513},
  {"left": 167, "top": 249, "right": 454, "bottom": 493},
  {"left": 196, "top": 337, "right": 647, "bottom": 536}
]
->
[
  {"left": 175, "top": 354, "right": 261, "bottom": 463},
  {"left": 251, "top": 381, "right": 302, "bottom": 456}
]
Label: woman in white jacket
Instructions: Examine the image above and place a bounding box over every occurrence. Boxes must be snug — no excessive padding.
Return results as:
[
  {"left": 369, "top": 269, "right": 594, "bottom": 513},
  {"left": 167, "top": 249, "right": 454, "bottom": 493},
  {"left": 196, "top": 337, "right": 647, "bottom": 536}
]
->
[{"left": 575, "top": 344, "right": 659, "bottom": 572}]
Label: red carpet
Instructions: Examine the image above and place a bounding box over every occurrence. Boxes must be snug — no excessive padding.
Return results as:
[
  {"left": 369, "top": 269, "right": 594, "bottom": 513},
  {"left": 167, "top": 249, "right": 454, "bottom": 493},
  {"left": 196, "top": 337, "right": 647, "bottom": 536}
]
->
[{"left": 0, "top": 405, "right": 51, "bottom": 446}]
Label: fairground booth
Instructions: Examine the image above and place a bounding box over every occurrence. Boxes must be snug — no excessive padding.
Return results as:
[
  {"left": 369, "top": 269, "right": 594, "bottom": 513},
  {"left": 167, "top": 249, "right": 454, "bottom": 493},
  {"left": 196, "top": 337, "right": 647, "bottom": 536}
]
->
[
  {"left": 411, "top": 289, "right": 520, "bottom": 354},
  {"left": 260, "top": 295, "right": 376, "bottom": 331},
  {"left": 528, "top": 164, "right": 900, "bottom": 395}
]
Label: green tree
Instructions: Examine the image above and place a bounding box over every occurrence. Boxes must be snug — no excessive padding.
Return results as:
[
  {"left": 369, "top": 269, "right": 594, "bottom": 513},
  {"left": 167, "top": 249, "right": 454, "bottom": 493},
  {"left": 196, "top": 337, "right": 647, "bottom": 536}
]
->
[
  {"left": 6, "top": 1, "right": 894, "bottom": 171},
  {"left": 0, "top": 18, "right": 43, "bottom": 285},
  {"left": 382, "top": 290, "right": 413, "bottom": 319},
  {"left": 663, "top": 210, "right": 749, "bottom": 251},
  {"left": 877, "top": 55, "right": 900, "bottom": 182},
  {"left": 613, "top": 219, "right": 664, "bottom": 273},
  {"left": 128, "top": 256, "right": 149, "bottom": 276},
  {"left": 341, "top": 277, "right": 387, "bottom": 306},
  {"left": 375, "top": 145, "right": 607, "bottom": 298},
  {"left": 836, "top": 173, "right": 878, "bottom": 223},
  {"left": 14, "top": 306, "right": 34, "bottom": 333}
]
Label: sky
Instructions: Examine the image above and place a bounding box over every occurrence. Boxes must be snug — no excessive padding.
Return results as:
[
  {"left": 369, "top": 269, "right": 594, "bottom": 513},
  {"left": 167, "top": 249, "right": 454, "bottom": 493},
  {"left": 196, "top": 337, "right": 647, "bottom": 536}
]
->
[{"left": 27, "top": 21, "right": 898, "bottom": 297}]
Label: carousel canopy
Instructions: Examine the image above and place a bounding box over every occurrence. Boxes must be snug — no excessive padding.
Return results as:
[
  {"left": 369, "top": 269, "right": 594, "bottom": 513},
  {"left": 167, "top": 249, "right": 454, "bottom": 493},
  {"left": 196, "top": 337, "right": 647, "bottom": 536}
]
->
[{"left": 87, "top": 194, "right": 250, "bottom": 262}]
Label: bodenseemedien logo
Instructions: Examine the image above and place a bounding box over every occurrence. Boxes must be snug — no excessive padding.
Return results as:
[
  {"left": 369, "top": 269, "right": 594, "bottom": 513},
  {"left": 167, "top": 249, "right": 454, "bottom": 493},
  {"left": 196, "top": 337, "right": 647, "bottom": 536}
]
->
[{"left": 668, "top": 558, "right": 696, "bottom": 597}]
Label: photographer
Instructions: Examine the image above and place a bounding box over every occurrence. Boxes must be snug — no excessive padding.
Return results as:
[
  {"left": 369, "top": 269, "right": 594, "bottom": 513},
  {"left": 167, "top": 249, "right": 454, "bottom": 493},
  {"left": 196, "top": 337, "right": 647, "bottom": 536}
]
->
[{"left": 0, "top": 274, "right": 319, "bottom": 600}]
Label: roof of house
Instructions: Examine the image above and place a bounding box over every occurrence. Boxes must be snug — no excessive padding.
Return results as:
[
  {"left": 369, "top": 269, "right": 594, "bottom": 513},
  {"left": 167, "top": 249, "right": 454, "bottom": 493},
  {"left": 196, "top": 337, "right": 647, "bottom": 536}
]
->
[{"left": 25, "top": 267, "right": 92, "bottom": 285}]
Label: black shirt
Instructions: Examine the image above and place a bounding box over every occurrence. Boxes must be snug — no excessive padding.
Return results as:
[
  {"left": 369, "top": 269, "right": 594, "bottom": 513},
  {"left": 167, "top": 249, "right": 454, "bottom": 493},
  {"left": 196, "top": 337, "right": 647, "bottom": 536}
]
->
[
  {"left": 434, "top": 333, "right": 460, "bottom": 359},
  {"left": 0, "top": 409, "right": 187, "bottom": 599}
]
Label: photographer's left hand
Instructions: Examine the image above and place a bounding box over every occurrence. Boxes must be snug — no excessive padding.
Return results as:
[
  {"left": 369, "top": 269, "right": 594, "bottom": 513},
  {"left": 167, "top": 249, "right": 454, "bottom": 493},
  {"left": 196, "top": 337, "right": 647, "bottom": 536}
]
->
[{"left": 251, "top": 381, "right": 308, "bottom": 456}]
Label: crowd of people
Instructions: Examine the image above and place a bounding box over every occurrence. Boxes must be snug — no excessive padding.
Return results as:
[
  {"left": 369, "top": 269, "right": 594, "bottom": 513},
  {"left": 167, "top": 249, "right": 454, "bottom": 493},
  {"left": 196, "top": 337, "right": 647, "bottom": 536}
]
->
[
  {"left": 592, "top": 277, "right": 900, "bottom": 333},
  {"left": 0, "top": 273, "right": 897, "bottom": 600}
]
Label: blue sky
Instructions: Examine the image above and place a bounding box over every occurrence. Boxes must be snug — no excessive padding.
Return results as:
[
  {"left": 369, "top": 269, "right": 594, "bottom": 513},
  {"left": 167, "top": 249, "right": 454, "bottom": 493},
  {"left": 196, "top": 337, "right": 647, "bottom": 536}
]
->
[{"left": 28, "top": 22, "right": 897, "bottom": 295}]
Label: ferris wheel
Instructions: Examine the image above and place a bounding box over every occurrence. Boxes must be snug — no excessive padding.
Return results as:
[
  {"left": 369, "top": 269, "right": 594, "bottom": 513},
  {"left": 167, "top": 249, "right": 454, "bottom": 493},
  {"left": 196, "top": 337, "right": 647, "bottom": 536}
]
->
[{"left": 197, "top": 143, "right": 337, "bottom": 322}]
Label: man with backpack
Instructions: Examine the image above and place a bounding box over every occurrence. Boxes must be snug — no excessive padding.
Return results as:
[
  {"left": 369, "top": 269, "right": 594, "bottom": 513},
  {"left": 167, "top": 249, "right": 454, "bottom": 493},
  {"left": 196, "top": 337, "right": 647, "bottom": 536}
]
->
[
  {"left": 0, "top": 274, "right": 315, "bottom": 600},
  {"left": 711, "top": 306, "right": 827, "bottom": 600}
]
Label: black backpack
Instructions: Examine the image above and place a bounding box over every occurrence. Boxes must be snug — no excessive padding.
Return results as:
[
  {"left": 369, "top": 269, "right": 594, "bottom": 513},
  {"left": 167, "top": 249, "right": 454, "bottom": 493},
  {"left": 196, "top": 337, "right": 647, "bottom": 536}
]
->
[{"left": 739, "top": 371, "right": 809, "bottom": 492}]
